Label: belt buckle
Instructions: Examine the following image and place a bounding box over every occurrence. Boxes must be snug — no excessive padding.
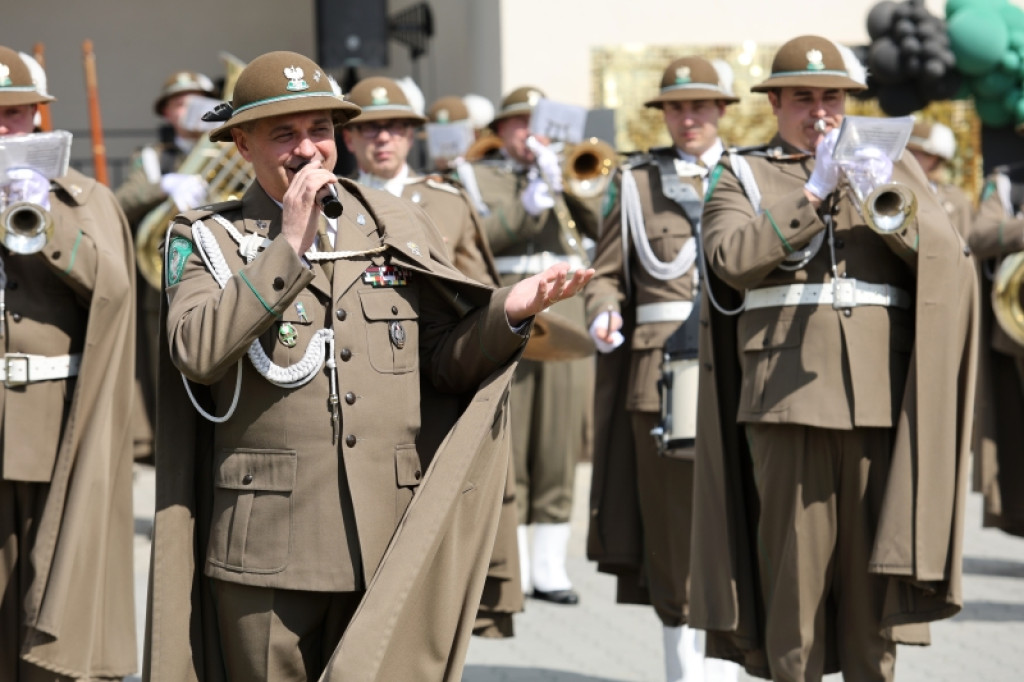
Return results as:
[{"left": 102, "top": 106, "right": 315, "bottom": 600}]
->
[
  {"left": 4, "top": 353, "right": 30, "bottom": 387},
  {"left": 832, "top": 277, "right": 858, "bottom": 310}
]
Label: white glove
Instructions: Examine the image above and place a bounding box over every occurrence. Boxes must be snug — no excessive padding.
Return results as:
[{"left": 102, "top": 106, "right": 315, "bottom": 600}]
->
[
  {"left": 526, "top": 137, "right": 563, "bottom": 192},
  {"left": 521, "top": 175, "right": 556, "bottom": 217},
  {"left": 804, "top": 128, "right": 841, "bottom": 200},
  {"left": 160, "top": 173, "right": 208, "bottom": 211},
  {"left": 3, "top": 167, "right": 51, "bottom": 210},
  {"left": 847, "top": 146, "right": 893, "bottom": 185},
  {"left": 588, "top": 311, "right": 625, "bottom": 354}
]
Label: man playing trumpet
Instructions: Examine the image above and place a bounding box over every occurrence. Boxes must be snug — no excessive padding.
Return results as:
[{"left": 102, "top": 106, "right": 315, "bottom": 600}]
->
[{"left": 692, "top": 35, "right": 977, "bottom": 681}]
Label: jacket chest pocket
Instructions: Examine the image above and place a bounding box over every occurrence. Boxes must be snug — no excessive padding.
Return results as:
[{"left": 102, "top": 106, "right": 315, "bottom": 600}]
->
[
  {"left": 359, "top": 287, "right": 419, "bottom": 374},
  {"left": 207, "top": 449, "right": 296, "bottom": 574}
]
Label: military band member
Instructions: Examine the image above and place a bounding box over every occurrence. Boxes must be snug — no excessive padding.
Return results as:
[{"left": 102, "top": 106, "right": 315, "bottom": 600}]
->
[
  {"left": 467, "top": 85, "right": 598, "bottom": 605},
  {"left": 585, "top": 55, "right": 740, "bottom": 682},
  {"left": 342, "top": 77, "right": 499, "bottom": 288},
  {"left": 0, "top": 45, "right": 137, "bottom": 680},
  {"left": 115, "top": 70, "right": 219, "bottom": 461},
  {"left": 966, "top": 169, "right": 1024, "bottom": 538},
  {"left": 906, "top": 120, "right": 973, "bottom": 237},
  {"left": 146, "top": 51, "right": 592, "bottom": 682},
  {"left": 690, "top": 35, "right": 977, "bottom": 681},
  {"left": 342, "top": 75, "right": 519, "bottom": 637}
]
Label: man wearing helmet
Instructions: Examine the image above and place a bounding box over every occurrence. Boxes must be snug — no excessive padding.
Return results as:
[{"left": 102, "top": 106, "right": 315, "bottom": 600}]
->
[
  {"left": 147, "top": 50, "right": 592, "bottom": 682},
  {"left": 692, "top": 35, "right": 977, "bottom": 681}
]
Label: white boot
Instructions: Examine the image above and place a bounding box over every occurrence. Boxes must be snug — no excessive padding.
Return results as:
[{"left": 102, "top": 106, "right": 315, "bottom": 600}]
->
[
  {"left": 530, "top": 522, "right": 573, "bottom": 592},
  {"left": 663, "top": 625, "right": 703, "bottom": 682},
  {"left": 517, "top": 524, "right": 531, "bottom": 593}
]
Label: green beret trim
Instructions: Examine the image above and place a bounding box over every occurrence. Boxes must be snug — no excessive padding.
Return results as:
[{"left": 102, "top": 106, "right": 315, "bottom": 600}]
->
[
  {"left": 765, "top": 209, "right": 793, "bottom": 253},
  {"left": 62, "top": 230, "right": 83, "bottom": 275},
  {"left": 705, "top": 164, "right": 724, "bottom": 201},
  {"left": 238, "top": 270, "right": 281, "bottom": 317},
  {"left": 233, "top": 91, "right": 340, "bottom": 117}
]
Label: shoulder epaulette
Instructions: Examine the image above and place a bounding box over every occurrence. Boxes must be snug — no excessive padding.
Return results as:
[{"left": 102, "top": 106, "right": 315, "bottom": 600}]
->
[
  {"left": 179, "top": 199, "right": 243, "bottom": 222},
  {"left": 424, "top": 176, "right": 461, "bottom": 195},
  {"left": 731, "top": 144, "right": 809, "bottom": 161}
]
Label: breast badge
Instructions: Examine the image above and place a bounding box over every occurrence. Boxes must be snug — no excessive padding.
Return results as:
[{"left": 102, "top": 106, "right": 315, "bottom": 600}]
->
[
  {"left": 362, "top": 265, "right": 411, "bottom": 287},
  {"left": 278, "top": 322, "right": 298, "bottom": 348}
]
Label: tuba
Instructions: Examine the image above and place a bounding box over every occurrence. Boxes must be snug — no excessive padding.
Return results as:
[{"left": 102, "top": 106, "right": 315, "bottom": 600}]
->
[
  {"left": 562, "top": 136, "right": 618, "bottom": 198},
  {"left": 992, "top": 252, "right": 1024, "bottom": 346},
  {"left": 135, "top": 54, "right": 251, "bottom": 289}
]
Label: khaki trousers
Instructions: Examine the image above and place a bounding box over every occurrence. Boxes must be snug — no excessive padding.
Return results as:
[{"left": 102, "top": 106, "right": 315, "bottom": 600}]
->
[
  {"left": 745, "top": 424, "right": 896, "bottom": 682},
  {"left": 632, "top": 411, "right": 695, "bottom": 627},
  {"left": 208, "top": 579, "right": 362, "bottom": 682},
  {"left": 511, "top": 356, "right": 589, "bottom": 525}
]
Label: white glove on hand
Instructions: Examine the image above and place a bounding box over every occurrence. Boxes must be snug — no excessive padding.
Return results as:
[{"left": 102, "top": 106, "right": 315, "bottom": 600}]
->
[
  {"left": 160, "top": 173, "right": 208, "bottom": 211},
  {"left": 848, "top": 146, "right": 893, "bottom": 185},
  {"left": 804, "top": 128, "right": 841, "bottom": 200},
  {"left": 588, "top": 311, "right": 625, "bottom": 354},
  {"left": 526, "top": 137, "right": 563, "bottom": 192},
  {"left": 3, "top": 168, "right": 51, "bottom": 210},
  {"left": 521, "top": 175, "right": 556, "bottom": 216}
]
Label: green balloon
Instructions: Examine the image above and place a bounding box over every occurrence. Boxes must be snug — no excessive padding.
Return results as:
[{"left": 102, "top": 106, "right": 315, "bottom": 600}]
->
[
  {"left": 1003, "top": 4, "right": 1024, "bottom": 33},
  {"left": 973, "top": 70, "right": 1018, "bottom": 97},
  {"left": 976, "top": 96, "right": 1013, "bottom": 127},
  {"left": 947, "top": 0, "right": 1007, "bottom": 17},
  {"left": 949, "top": 7, "right": 1011, "bottom": 76},
  {"left": 1004, "top": 50, "right": 1022, "bottom": 73}
]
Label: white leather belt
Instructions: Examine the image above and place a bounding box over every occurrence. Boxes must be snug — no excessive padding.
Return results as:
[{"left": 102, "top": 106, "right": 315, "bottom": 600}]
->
[
  {"left": 637, "top": 301, "right": 694, "bottom": 324},
  {"left": 0, "top": 353, "right": 82, "bottom": 386},
  {"left": 494, "top": 252, "right": 586, "bottom": 276},
  {"left": 744, "top": 281, "right": 912, "bottom": 311}
]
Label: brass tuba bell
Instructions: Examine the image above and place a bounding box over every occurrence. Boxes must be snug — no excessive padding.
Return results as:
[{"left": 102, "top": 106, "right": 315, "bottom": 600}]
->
[{"left": 992, "top": 251, "right": 1024, "bottom": 346}]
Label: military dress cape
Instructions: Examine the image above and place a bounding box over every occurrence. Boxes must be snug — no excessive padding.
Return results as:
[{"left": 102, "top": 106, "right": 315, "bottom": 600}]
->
[
  {"left": 11, "top": 170, "right": 137, "bottom": 677},
  {"left": 399, "top": 171, "right": 520, "bottom": 638},
  {"left": 689, "top": 139, "right": 979, "bottom": 677},
  {"left": 966, "top": 178, "right": 1024, "bottom": 537},
  {"left": 145, "top": 179, "right": 524, "bottom": 682},
  {"left": 584, "top": 149, "right": 702, "bottom": 616}
]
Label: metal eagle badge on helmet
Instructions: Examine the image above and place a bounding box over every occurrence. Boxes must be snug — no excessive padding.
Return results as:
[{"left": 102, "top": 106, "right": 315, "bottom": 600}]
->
[
  {"left": 284, "top": 66, "right": 309, "bottom": 92},
  {"left": 806, "top": 50, "right": 825, "bottom": 71}
]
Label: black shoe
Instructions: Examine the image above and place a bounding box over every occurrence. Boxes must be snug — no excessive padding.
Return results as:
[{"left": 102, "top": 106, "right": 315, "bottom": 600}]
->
[{"left": 531, "top": 588, "right": 580, "bottom": 605}]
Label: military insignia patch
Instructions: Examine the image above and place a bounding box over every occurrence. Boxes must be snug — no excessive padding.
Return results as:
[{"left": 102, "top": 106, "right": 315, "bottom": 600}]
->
[
  {"left": 284, "top": 66, "right": 308, "bottom": 91},
  {"left": 0, "top": 63, "right": 11, "bottom": 87},
  {"left": 406, "top": 241, "right": 421, "bottom": 256},
  {"left": 675, "top": 66, "right": 692, "bottom": 84},
  {"left": 437, "top": 108, "right": 450, "bottom": 123},
  {"left": 371, "top": 86, "right": 390, "bottom": 105},
  {"left": 806, "top": 50, "right": 825, "bottom": 71},
  {"left": 166, "top": 237, "right": 193, "bottom": 287},
  {"left": 527, "top": 89, "right": 542, "bottom": 106},
  {"left": 278, "top": 322, "right": 298, "bottom": 348},
  {"left": 363, "top": 265, "right": 411, "bottom": 287}
]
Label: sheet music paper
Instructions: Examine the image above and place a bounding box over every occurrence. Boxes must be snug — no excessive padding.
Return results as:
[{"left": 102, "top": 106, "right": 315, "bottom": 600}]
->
[
  {"left": 0, "top": 131, "right": 73, "bottom": 179},
  {"left": 833, "top": 115, "right": 914, "bottom": 162}
]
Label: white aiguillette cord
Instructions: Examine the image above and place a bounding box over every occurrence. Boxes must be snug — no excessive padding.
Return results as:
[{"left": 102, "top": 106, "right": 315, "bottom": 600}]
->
[{"left": 180, "top": 215, "right": 385, "bottom": 426}]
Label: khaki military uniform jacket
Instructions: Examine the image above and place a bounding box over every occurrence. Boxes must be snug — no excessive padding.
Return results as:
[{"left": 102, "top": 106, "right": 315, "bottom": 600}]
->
[
  {"left": 146, "top": 179, "right": 527, "bottom": 680},
  {"left": 967, "top": 176, "right": 1024, "bottom": 537},
  {"left": 400, "top": 175, "right": 499, "bottom": 287},
  {"left": 4, "top": 170, "right": 137, "bottom": 677},
  {"left": 690, "top": 136, "right": 978, "bottom": 675}
]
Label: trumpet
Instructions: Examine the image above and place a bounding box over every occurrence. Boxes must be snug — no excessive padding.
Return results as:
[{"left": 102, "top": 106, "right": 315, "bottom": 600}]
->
[
  {"left": 0, "top": 200, "right": 53, "bottom": 254},
  {"left": 563, "top": 137, "right": 618, "bottom": 198},
  {"left": 992, "top": 252, "right": 1024, "bottom": 346}
]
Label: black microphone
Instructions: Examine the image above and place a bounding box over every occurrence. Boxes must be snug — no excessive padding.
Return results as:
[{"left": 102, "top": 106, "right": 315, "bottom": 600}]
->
[{"left": 296, "top": 161, "right": 343, "bottom": 219}]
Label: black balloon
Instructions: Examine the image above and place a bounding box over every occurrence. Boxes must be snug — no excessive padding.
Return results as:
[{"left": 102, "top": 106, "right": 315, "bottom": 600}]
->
[
  {"left": 867, "top": 1, "right": 899, "bottom": 41},
  {"left": 870, "top": 37, "right": 904, "bottom": 83},
  {"left": 893, "top": 18, "right": 917, "bottom": 41},
  {"left": 878, "top": 83, "right": 926, "bottom": 115},
  {"left": 901, "top": 35, "right": 922, "bottom": 55}
]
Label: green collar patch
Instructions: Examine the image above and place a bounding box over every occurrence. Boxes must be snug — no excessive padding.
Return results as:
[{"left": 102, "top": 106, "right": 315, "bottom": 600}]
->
[{"left": 166, "top": 237, "right": 193, "bottom": 287}]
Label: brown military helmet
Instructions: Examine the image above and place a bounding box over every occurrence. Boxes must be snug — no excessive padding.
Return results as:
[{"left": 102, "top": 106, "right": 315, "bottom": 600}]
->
[
  {"left": 489, "top": 86, "right": 545, "bottom": 129},
  {"left": 427, "top": 96, "right": 470, "bottom": 124},
  {"left": 208, "top": 51, "right": 360, "bottom": 143},
  {"left": 345, "top": 76, "right": 427, "bottom": 125},
  {"left": 153, "top": 70, "right": 218, "bottom": 116},
  {"left": 0, "top": 46, "right": 54, "bottom": 106},
  {"left": 907, "top": 120, "right": 956, "bottom": 161},
  {"left": 751, "top": 35, "right": 866, "bottom": 93},
  {"left": 644, "top": 56, "right": 739, "bottom": 108}
]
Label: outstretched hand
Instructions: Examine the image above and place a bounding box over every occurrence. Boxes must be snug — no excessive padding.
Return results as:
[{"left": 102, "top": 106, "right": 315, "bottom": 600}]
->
[{"left": 505, "top": 263, "right": 595, "bottom": 327}]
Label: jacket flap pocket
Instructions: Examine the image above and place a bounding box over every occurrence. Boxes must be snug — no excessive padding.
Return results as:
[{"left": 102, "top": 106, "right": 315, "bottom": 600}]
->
[
  {"left": 214, "top": 449, "right": 297, "bottom": 491},
  {"left": 741, "top": 316, "right": 803, "bottom": 352},
  {"left": 358, "top": 288, "right": 419, "bottom": 321},
  {"left": 395, "top": 444, "right": 423, "bottom": 487}
]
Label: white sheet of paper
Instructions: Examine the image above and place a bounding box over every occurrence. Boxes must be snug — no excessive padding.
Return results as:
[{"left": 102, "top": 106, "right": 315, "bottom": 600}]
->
[
  {"left": 529, "top": 98, "right": 588, "bottom": 144},
  {"left": 425, "top": 120, "right": 475, "bottom": 161},
  {"left": 0, "top": 130, "right": 73, "bottom": 179},
  {"left": 833, "top": 115, "right": 914, "bottom": 162}
]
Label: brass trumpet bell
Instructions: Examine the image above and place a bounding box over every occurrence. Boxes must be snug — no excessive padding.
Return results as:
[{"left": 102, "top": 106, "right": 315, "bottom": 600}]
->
[
  {"left": 863, "top": 183, "right": 917, "bottom": 234},
  {"left": 0, "top": 201, "right": 54, "bottom": 254},
  {"left": 564, "top": 137, "right": 618, "bottom": 198},
  {"left": 993, "top": 251, "right": 1024, "bottom": 347}
]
